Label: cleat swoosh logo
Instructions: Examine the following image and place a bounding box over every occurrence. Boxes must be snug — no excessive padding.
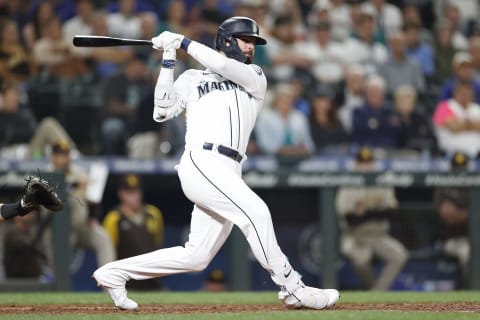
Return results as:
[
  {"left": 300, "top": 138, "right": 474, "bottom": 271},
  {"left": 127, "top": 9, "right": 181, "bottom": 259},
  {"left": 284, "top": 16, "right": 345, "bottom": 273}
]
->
[{"left": 284, "top": 268, "right": 292, "bottom": 278}]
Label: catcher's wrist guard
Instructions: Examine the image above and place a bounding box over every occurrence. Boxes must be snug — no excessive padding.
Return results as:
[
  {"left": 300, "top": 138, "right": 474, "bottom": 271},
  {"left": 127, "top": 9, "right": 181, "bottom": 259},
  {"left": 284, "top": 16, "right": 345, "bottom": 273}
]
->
[{"left": 0, "top": 202, "right": 30, "bottom": 220}]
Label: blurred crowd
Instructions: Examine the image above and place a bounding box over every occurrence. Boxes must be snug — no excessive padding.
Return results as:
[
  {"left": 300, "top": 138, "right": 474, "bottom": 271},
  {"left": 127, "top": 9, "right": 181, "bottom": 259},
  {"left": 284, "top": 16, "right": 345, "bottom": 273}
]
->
[{"left": 1, "top": 0, "right": 480, "bottom": 160}]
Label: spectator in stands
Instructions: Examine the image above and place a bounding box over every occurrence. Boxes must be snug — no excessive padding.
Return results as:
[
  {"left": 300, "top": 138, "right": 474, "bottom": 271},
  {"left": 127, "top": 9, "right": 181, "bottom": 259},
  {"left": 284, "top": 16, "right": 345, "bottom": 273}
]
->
[
  {"left": 127, "top": 86, "right": 184, "bottom": 159},
  {"left": 196, "top": 0, "right": 228, "bottom": 47},
  {"left": 440, "top": 1, "right": 468, "bottom": 51},
  {"left": 336, "top": 147, "right": 408, "bottom": 290},
  {"left": 107, "top": 0, "right": 141, "bottom": 39},
  {"left": 265, "top": 15, "right": 312, "bottom": 83},
  {"left": 46, "top": 139, "right": 115, "bottom": 268},
  {"left": 379, "top": 31, "right": 425, "bottom": 96},
  {"left": 157, "top": 0, "right": 191, "bottom": 36},
  {"left": 303, "top": 21, "right": 346, "bottom": 86},
  {"left": 63, "top": 0, "right": 94, "bottom": 57},
  {"left": 3, "top": 210, "right": 46, "bottom": 279},
  {"left": 439, "top": 52, "right": 480, "bottom": 103},
  {"left": 394, "top": 85, "right": 437, "bottom": 152},
  {"left": 0, "top": 19, "right": 35, "bottom": 85},
  {"left": 403, "top": 20, "right": 435, "bottom": 79},
  {"left": 101, "top": 55, "right": 150, "bottom": 155},
  {"left": 364, "top": 0, "right": 403, "bottom": 39},
  {"left": 33, "top": 17, "right": 84, "bottom": 78},
  {"left": 343, "top": 5, "right": 388, "bottom": 75},
  {"left": 23, "top": 1, "right": 56, "bottom": 51},
  {"left": 433, "top": 19, "right": 457, "bottom": 85},
  {"left": 309, "top": 85, "right": 348, "bottom": 152},
  {"left": 255, "top": 83, "right": 315, "bottom": 157},
  {"left": 352, "top": 75, "right": 404, "bottom": 148},
  {"left": 309, "top": 0, "right": 350, "bottom": 42},
  {"left": 103, "top": 174, "right": 163, "bottom": 290},
  {"left": 433, "top": 80, "right": 480, "bottom": 156},
  {"left": 63, "top": 0, "right": 94, "bottom": 44},
  {"left": 402, "top": 4, "right": 434, "bottom": 46},
  {"left": 135, "top": 12, "right": 158, "bottom": 66},
  {"left": 434, "top": 152, "right": 470, "bottom": 285},
  {"left": 469, "top": 37, "right": 480, "bottom": 79},
  {"left": 338, "top": 64, "right": 366, "bottom": 133},
  {"left": 0, "top": 80, "right": 76, "bottom": 159},
  {"left": 89, "top": 12, "right": 134, "bottom": 78}
]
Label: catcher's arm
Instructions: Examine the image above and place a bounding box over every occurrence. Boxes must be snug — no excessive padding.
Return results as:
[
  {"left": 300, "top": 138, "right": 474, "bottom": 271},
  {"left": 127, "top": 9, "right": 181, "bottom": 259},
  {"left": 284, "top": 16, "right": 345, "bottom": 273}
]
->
[{"left": 0, "top": 176, "right": 64, "bottom": 221}]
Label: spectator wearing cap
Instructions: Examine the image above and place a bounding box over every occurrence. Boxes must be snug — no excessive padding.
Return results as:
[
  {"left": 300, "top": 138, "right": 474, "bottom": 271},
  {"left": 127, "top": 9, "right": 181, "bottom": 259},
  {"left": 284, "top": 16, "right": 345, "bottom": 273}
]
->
[
  {"left": 338, "top": 64, "right": 366, "bottom": 133},
  {"left": 394, "top": 85, "right": 437, "bottom": 152},
  {"left": 439, "top": 51, "right": 480, "bottom": 103},
  {"left": 46, "top": 139, "right": 115, "bottom": 269},
  {"left": 335, "top": 147, "right": 408, "bottom": 290},
  {"left": 255, "top": 83, "right": 315, "bottom": 157},
  {"left": 378, "top": 30, "right": 425, "bottom": 96},
  {"left": 303, "top": 20, "right": 347, "bottom": 85},
  {"left": 309, "top": 86, "right": 348, "bottom": 151},
  {"left": 343, "top": 5, "right": 388, "bottom": 75},
  {"left": 351, "top": 75, "right": 404, "bottom": 148},
  {"left": 434, "top": 152, "right": 470, "bottom": 285},
  {"left": 433, "top": 80, "right": 480, "bottom": 156},
  {"left": 403, "top": 20, "right": 435, "bottom": 79},
  {"left": 102, "top": 174, "right": 164, "bottom": 290}
]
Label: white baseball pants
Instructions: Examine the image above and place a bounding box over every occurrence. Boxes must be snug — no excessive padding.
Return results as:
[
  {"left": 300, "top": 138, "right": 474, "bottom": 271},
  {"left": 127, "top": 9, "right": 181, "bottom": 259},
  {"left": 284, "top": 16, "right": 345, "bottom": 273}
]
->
[{"left": 94, "top": 149, "right": 290, "bottom": 289}]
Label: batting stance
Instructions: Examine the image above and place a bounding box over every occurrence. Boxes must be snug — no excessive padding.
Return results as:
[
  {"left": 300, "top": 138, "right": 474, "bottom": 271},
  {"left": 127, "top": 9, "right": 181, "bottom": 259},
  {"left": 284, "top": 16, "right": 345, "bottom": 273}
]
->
[{"left": 93, "top": 16, "right": 339, "bottom": 310}]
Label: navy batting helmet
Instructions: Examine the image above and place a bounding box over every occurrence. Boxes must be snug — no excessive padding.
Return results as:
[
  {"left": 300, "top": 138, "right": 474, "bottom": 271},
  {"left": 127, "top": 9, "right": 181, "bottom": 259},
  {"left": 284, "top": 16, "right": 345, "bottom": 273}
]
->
[{"left": 215, "top": 16, "right": 267, "bottom": 64}]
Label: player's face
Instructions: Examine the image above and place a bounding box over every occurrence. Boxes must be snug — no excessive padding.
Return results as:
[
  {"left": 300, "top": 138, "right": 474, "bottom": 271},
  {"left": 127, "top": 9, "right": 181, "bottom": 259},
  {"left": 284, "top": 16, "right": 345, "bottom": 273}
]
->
[
  {"left": 235, "top": 36, "right": 256, "bottom": 61},
  {"left": 51, "top": 152, "right": 70, "bottom": 171}
]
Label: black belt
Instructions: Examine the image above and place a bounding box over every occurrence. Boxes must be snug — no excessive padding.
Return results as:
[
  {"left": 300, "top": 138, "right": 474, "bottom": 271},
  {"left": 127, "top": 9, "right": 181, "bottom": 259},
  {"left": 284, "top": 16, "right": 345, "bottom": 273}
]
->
[{"left": 202, "top": 142, "right": 243, "bottom": 163}]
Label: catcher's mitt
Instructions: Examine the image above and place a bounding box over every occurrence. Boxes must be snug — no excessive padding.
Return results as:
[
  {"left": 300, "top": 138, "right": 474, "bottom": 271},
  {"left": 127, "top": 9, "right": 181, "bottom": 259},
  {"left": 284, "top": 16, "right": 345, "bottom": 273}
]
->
[{"left": 22, "top": 176, "right": 64, "bottom": 212}]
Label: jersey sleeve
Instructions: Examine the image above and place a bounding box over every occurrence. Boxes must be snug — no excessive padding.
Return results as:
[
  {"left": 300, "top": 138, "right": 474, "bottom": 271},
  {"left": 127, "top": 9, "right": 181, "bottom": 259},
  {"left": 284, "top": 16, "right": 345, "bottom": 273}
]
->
[
  {"left": 145, "top": 204, "right": 164, "bottom": 247},
  {"left": 186, "top": 41, "right": 267, "bottom": 99},
  {"left": 433, "top": 101, "right": 455, "bottom": 127}
]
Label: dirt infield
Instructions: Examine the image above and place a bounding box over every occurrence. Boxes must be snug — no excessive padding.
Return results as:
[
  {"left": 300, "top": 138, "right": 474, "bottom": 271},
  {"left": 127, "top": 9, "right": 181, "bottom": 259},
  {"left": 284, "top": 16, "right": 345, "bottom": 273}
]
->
[{"left": 1, "top": 302, "right": 480, "bottom": 314}]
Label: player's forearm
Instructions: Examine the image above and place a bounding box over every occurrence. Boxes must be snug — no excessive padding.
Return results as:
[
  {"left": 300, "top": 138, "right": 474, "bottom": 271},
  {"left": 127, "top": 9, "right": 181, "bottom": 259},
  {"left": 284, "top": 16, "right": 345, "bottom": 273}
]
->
[
  {"left": 183, "top": 40, "right": 264, "bottom": 94},
  {"left": 153, "top": 51, "right": 179, "bottom": 122}
]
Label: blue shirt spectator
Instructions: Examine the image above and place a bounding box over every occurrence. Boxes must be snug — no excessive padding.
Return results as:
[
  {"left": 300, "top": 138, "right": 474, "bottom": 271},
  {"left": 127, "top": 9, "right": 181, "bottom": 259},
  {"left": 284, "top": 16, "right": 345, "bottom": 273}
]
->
[
  {"left": 439, "top": 52, "right": 480, "bottom": 103},
  {"left": 352, "top": 75, "right": 404, "bottom": 148},
  {"left": 404, "top": 21, "right": 435, "bottom": 77}
]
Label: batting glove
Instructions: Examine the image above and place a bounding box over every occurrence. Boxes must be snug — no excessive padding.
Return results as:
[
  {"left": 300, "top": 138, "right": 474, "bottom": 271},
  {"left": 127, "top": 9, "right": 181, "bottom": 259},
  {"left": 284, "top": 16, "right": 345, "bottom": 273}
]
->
[{"left": 151, "top": 31, "right": 184, "bottom": 51}]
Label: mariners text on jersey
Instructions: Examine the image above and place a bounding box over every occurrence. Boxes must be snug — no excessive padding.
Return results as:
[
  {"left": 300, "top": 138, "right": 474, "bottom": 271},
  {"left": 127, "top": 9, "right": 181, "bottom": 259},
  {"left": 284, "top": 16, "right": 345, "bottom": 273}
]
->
[{"left": 197, "top": 79, "right": 252, "bottom": 99}]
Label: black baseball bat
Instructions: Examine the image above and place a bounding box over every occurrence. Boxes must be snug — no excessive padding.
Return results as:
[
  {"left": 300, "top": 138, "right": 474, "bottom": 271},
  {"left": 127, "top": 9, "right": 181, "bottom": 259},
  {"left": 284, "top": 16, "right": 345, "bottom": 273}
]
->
[{"left": 73, "top": 35, "right": 153, "bottom": 47}]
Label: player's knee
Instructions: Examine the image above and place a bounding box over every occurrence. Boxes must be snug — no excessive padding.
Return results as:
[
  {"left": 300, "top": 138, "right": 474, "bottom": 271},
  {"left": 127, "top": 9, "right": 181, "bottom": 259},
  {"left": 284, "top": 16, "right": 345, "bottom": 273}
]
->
[{"left": 188, "top": 257, "right": 210, "bottom": 272}]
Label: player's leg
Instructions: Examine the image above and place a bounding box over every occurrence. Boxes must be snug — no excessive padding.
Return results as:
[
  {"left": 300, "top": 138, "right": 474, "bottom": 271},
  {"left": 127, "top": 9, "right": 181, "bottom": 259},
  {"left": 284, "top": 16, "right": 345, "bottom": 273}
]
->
[
  {"left": 340, "top": 235, "right": 375, "bottom": 289},
  {"left": 180, "top": 151, "right": 338, "bottom": 309},
  {"left": 93, "top": 205, "right": 233, "bottom": 309},
  {"left": 371, "top": 235, "right": 408, "bottom": 290},
  {"left": 77, "top": 222, "right": 116, "bottom": 266}
]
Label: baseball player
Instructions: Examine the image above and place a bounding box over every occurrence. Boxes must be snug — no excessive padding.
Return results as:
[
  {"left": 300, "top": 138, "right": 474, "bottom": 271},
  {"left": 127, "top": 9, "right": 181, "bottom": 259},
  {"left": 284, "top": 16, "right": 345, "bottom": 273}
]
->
[
  {"left": 0, "top": 176, "right": 63, "bottom": 222},
  {"left": 93, "top": 16, "right": 340, "bottom": 310}
]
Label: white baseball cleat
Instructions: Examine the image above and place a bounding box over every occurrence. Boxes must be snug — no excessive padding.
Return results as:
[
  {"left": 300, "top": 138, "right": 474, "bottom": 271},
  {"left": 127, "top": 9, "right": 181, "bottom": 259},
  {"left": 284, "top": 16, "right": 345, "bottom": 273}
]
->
[
  {"left": 279, "top": 286, "right": 340, "bottom": 310},
  {"left": 106, "top": 287, "right": 139, "bottom": 311}
]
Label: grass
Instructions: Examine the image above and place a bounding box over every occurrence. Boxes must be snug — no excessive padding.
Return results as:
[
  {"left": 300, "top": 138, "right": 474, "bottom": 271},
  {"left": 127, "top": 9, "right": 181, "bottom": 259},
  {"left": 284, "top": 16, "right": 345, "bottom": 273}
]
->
[{"left": 0, "top": 291, "right": 478, "bottom": 320}]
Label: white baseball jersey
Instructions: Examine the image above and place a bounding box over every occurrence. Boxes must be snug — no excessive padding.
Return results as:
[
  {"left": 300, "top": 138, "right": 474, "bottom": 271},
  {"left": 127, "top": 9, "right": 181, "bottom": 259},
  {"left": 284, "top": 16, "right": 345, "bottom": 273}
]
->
[{"left": 153, "top": 41, "right": 267, "bottom": 157}]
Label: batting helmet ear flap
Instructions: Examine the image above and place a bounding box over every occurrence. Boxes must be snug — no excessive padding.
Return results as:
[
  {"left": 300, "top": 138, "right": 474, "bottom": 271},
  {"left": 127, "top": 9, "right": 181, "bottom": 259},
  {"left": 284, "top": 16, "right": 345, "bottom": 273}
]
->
[{"left": 216, "top": 34, "right": 249, "bottom": 64}]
